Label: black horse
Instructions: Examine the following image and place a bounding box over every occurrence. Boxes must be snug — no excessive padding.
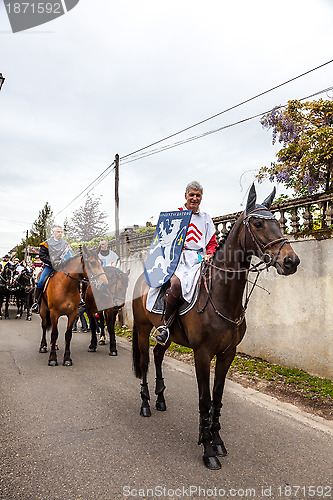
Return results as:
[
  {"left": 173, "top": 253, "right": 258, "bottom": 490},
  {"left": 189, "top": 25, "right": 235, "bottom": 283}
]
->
[
  {"left": 86, "top": 266, "right": 130, "bottom": 356},
  {"left": 132, "top": 184, "right": 300, "bottom": 470},
  {"left": 0, "top": 263, "right": 16, "bottom": 319},
  {"left": 13, "top": 268, "right": 35, "bottom": 320}
]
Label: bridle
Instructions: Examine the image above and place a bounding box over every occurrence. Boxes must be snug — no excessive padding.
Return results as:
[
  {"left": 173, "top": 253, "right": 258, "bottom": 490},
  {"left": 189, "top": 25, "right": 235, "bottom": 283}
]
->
[
  {"left": 243, "top": 207, "right": 289, "bottom": 267},
  {"left": 197, "top": 207, "right": 289, "bottom": 330},
  {"left": 14, "top": 269, "right": 34, "bottom": 294},
  {"left": 106, "top": 268, "right": 128, "bottom": 308},
  {"left": 59, "top": 253, "right": 107, "bottom": 290}
]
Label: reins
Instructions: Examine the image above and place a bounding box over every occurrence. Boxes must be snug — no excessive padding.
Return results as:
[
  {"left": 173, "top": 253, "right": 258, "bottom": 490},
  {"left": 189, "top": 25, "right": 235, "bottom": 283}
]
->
[{"left": 197, "top": 208, "right": 288, "bottom": 327}]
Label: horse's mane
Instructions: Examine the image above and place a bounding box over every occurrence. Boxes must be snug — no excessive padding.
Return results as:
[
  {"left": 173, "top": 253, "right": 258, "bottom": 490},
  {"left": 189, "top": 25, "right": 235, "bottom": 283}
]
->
[
  {"left": 56, "top": 249, "right": 101, "bottom": 271},
  {"left": 56, "top": 253, "right": 81, "bottom": 270}
]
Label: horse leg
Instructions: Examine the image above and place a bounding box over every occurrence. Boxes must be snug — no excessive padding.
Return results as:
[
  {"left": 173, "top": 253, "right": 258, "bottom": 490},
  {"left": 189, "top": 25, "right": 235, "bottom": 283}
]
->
[
  {"left": 39, "top": 309, "right": 49, "bottom": 353},
  {"left": 153, "top": 343, "right": 167, "bottom": 411},
  {"left": 0, "top": 294, "right": 3, "bottom": 319},
  {"left": 194, "top": 349, "right": 221, "bottom": 470},
  {"left": 106, "top": 309, "right": 117, "bottom": 356},
  {"left": 48, "top": 312, "right": 60, "bottom": 366},
  {"left": 18, "top": 296, "right": 23, "bottom": 319},
  {"left": 132, "top": 321, "right": 152, "bottom": 417},
  {"left": 26, "top": 293, "right": 32, "bottom": 321},
  {"left": 4, "top": 294, "right": 10, "bottom": 319},
  {"left": 88, "top": 313, "right": 98, "bottom": 352},
  {"left": 63, "top": 313, "right": 76, "bottom": 366},
  {"left": 210, "top": 347, "right": 236, "bottom": 458},
  {"left": 98, "top": 311, "right": 106, "bottom": 345}
]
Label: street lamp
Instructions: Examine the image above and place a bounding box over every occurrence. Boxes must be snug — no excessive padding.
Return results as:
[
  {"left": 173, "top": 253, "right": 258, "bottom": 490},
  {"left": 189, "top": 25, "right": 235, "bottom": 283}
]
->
[{"left": 0, "top": 73, "right": 5, "bottom": 91}]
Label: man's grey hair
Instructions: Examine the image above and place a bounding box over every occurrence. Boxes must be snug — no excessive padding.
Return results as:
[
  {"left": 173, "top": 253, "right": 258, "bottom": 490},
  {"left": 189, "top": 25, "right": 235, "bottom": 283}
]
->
[
  {"left": 185, "top": 181, "right": 203, "bottom": 195},
  {"left": 52, "top": 225, "right": 63, "bottom": 231}
]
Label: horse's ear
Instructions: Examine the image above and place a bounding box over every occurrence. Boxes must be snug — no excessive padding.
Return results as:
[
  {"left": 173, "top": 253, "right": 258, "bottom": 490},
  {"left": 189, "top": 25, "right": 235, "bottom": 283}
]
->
[
  {"left": 126, "top": 269, "right": 130, "bottom": 276},
  {"left": 262, "top": 186, "right": 276, "bottom": 209},
  {"left": 246, "top": 183, "right": 257, "bottom": 213}
]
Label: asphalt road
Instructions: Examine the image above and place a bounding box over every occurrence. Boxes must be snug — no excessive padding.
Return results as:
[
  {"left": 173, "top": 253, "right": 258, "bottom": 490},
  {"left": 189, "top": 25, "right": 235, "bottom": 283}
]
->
[{"left": 0, "top": 310, "right": 332, "bottom": 500}]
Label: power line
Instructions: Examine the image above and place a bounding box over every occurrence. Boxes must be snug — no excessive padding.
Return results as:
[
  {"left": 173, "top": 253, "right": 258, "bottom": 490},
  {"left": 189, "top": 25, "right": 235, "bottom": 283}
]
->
[
  {"left": 120, "top": 59, "right": 333, "bottom": 161},
  {"left": 54, "top": 161, "right": 115, "bottom": 217},
  {"left": 55, "top": 59, "right": 333, "bottom": 217},
  {"left": 119, "top": 85, "right": 333, "bottom": 166}
]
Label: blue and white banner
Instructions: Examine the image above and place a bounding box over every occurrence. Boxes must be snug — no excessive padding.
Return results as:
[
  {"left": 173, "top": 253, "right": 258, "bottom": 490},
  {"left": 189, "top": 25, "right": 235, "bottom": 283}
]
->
[
  {"left": 144, "top": 210, "right": 192, "bottom": 288},
  {"left": 60, "top": 244, "right": 74, "bottom": 262}
]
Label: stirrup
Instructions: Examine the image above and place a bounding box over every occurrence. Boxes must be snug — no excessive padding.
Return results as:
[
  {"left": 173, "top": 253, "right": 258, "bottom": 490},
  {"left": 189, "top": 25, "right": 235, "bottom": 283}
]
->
[
  {"left": 153, "top": 325, "right": 170, "bottom": 346},
  {"left": 31, "top": 303, "right": 40, "bottom": 314}
]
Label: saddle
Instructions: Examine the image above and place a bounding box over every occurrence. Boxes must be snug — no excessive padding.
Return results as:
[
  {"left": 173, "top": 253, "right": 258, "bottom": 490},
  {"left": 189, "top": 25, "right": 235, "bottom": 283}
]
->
[
  {"left": 42, "top": 271, "right": 56, "bottom": 294},
  {"left": 151, "top": 280, "right": 199, "bottom": 316}
]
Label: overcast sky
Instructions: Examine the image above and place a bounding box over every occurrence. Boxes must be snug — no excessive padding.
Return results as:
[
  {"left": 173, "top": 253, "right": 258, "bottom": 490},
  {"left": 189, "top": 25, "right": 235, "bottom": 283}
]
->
[{"left": 1, "top": 0, "right": 333, "bottom": 255}]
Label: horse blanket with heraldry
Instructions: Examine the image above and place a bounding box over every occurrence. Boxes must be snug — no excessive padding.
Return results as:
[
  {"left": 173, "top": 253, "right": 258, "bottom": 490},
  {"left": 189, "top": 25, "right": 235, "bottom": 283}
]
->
[{"left": 146, "top": 210, "right": 216, "bottom": 312}]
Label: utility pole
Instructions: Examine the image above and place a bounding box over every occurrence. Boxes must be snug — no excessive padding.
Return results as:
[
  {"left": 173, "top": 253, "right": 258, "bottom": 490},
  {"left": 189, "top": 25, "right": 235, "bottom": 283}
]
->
[{"left": 115, "top": 153, "right": 120, "bottom": 257}]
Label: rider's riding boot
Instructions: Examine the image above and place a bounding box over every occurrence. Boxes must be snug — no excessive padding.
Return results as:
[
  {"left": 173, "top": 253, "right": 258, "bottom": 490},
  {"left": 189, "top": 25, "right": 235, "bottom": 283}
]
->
[
  {"left": 155, "top": 302, "right": 178, "bottom": 346},
  {"left": 31, "top": 288, "right": 42, "bottom": 314}
]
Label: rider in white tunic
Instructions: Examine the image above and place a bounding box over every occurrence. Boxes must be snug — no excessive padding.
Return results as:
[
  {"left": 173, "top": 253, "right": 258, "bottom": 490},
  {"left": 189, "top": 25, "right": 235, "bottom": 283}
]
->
[{"left": 147, "top": 181, "right": 217, "bottom": 345}]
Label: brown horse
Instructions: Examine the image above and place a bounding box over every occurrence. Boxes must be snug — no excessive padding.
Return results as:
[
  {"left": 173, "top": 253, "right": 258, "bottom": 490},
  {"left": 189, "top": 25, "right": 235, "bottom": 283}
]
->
[
  {"left": 132, "top": 184, "right": 300, "bottom": 470},
  {"left": 85, "top": 266, "right": 130, "bottom": 356},
  {"left": 39, "top": 247, "right": 109, "bottom": 366}
]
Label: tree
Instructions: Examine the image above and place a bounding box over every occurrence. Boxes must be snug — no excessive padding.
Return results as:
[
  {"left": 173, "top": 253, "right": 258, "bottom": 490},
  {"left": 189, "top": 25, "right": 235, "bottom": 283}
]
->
[
  {"left": 15, "top": 202, "right": 54, "bottom": 260},
  {"left": 67, "top": 195, "right": 109, "bottom": 241},
  {"left": 30, "top": 202, "right": 54, "bottom": 241},
  {"left": 257, "top": 99, "right": 333, "bottom": 195}
]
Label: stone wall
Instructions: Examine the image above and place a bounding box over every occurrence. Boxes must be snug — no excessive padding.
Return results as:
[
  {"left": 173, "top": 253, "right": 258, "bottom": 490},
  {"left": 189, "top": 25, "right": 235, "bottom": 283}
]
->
[
  {"left": 119, "top": 236, "right": 333, "bottom": 380},
  {"left": 116, "top": 192, "right": 333, "bottom": 380}
]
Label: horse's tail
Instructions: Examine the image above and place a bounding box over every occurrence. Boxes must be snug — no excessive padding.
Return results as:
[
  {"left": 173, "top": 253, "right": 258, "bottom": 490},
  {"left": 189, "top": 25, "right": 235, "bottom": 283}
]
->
[{"left": 132, "top": 322, "right": 142, "bottom": 378}]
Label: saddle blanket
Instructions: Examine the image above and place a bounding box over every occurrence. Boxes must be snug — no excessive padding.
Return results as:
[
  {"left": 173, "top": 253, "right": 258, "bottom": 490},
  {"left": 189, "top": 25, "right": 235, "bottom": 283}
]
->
[{"left": 150, "top": 280, "right": 199, "bottom": 316}]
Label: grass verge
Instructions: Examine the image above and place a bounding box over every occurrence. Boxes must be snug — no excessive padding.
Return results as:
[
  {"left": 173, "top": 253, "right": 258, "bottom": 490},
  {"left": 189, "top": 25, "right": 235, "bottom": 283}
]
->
[{"left": 115, "top": 325, "right": 333, "bottom": 419}]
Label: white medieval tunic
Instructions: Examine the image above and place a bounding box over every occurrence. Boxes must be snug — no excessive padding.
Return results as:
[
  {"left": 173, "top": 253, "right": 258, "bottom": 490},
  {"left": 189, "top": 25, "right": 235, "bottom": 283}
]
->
[{"left": 146, "top": 210, "right": 216, "bottom": 311}]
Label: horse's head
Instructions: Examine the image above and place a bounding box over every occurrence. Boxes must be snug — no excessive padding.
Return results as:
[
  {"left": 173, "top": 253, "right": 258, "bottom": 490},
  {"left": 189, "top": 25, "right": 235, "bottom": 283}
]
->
[
  {"left": 20, "top": 268, "right": 34, "bottom": 287},
  {"left": 81, "top": 246, "right": 109, "bottom": 291},
  {"left": 242, "top": 184, "right": 300, "bottom": 275},
  {"left": 3, "top": 263, "right": 16, "bottom": 286},
  {"left": 104, "top": 267, "right": 130, "bottom": 308}
]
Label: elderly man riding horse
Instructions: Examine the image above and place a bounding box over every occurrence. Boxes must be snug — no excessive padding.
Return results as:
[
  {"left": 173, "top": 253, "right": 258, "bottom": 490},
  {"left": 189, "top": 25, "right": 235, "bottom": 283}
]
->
[
  {"left": 147, "top": 181, "right": 217, "bottom": 345},
  {"left": 31, "top": 225, "right": 73, "bottom": 313}
]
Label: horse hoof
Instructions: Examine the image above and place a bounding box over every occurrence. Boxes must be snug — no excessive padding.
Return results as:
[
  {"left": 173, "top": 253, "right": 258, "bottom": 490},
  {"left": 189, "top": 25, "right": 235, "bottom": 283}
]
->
[
  {"left": 27, "top": 316, "right": 32, "bottom": 321},
  {"left": 109, "top": 350, "right": 117, "bottom": 356},
  {"left": 99, "top": 338, "right": 106, "bottom": 345},
  {"left": 88, "top": 346, "right": 97, "bottom": 352},
  {"left": 63, "top": 360, "right": 73, "bottom": 366},
  {"left": 156, "top": 401, "right": 167, "bottom": 411},
  {"left": 140, "top": 406, "right": 151, "bottom": 417},
  {"left": 214, "top": 443, "right": 228, "bottom": 457},
  {"left": 39, "top": 347, "right": 47, "bottom": 353},
  {"left": 202, "top": 455, "right": 221, "bottom": 470},
  {"left": 48, "top": 360, "right": 58, "bottom": 366}
]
